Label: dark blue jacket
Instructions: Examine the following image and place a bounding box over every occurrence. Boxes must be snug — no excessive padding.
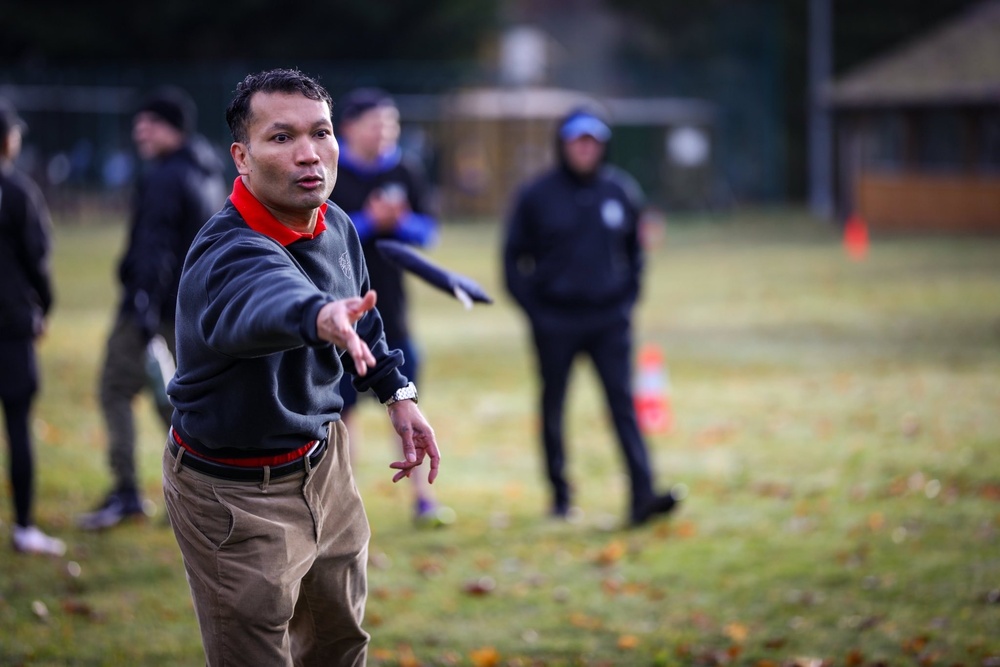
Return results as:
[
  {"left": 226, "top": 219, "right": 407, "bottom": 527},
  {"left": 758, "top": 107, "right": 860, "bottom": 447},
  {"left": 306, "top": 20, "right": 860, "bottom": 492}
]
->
[
  {"left": 168, "top": 195, "right": 406, "bottom": 456},
  {"left": 117, "top": 137, "right": 225, "bottom": 337},
  {"left": 0, "top": 165, "right": 52, "bottom": 340},
  {"left": 503, "top": 157, "right": 645, "bottom": 331}
]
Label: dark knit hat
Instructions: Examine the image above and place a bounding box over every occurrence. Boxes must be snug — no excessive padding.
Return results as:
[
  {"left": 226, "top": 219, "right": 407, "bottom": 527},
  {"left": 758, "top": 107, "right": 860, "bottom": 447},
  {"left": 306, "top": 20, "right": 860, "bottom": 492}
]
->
[
  {"left": 0, "top": 97, "right": 27, "bottom": 138},
  {"left": 135, "top": 86, "right": 196, "bottom": 134},
  {"left": 338, "top": 87, "right": 395, "bottom": 124}
]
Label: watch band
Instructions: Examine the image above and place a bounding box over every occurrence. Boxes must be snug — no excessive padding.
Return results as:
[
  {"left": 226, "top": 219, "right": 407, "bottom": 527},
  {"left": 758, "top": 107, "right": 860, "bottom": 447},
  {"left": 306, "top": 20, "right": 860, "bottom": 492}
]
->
[{"left": 384, "top": 381, "right": 418, "bottom": 406}]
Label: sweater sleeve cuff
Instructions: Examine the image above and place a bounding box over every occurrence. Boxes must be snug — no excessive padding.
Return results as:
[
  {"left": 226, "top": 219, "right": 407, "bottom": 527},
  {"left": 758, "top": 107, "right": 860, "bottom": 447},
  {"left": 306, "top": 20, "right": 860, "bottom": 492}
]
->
[{"left": 371, "top": 368, "right": 409, "bottom": 403}]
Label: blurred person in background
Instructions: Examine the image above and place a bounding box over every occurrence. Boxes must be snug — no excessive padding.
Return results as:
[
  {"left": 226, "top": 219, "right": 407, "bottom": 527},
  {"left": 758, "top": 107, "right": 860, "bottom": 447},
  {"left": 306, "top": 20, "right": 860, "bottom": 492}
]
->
[
  {"left": 503, "top": 108, "right": 681, "bottom": 528},
  {"left": 0, "top": 97, "right": 65, "bottom": 555},
  {"left": 331, "top": 88, "right": 452, "bottom": 527},
  {"left": 77, "top": 87, "right": 225, "bottom": 530}
]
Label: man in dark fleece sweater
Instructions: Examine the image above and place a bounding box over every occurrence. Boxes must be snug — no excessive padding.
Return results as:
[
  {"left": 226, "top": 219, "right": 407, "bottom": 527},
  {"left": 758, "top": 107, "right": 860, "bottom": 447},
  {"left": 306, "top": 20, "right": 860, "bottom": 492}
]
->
[
  {"left": 503, "top": 108, "right": 679, "bottom": 528},
  {"left": 78, "top": 86, "right": 226, "bottom": 530},
  {"left": 162, "top": 68, "right": 440, "bottom": 667}
]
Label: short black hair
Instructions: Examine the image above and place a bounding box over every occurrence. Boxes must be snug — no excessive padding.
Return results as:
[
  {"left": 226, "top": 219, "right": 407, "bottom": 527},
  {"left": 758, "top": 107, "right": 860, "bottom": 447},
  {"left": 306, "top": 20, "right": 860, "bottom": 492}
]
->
[{"left": 226, "top": 68, "right": 334, "bottom": 144}]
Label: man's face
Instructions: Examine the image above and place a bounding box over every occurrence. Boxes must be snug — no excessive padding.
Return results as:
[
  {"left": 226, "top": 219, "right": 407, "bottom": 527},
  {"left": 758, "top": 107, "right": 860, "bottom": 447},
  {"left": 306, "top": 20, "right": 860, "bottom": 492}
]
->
[
  {"left": 563, "top": 135, "right": 605, "bottom": 176},
  {"left": 232, "top": 91, "right": 339, "bottom": 226},
  {"left": 342, "top": 105, "right": 400, "bottom": 160},
  {"left": 132, "top": 112, "right": 184, "bottom": 160}
]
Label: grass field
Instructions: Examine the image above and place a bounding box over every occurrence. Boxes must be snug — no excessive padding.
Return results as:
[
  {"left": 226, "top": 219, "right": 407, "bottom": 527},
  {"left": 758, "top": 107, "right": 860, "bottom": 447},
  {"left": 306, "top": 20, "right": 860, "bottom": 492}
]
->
[{"left": 1, "top": 210, "right": 998, "bottom": 666}]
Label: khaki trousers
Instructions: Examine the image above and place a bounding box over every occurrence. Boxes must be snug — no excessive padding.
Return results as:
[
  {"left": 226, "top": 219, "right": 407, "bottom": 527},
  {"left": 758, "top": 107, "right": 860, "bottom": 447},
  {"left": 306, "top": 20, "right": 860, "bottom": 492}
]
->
[{"left": 163, "top": 420, "right": 370, "bottom": 667}]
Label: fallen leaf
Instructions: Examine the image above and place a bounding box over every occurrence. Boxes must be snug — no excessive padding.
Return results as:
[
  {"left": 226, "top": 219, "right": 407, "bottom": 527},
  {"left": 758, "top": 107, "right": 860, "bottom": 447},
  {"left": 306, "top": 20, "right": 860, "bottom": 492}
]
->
[
  {"left": 617, "top": 635, "right": 639, "bottom": 649},
  {"left": 724, "top": 622, "right": 749, "bottom": 642},
  {"left": 844, "top": 649, "right": 864, "bottom": 666},
  {"left": 595, "top": 540, "right": 626, "bottom": 566},
  {"left": 569, "top": 612, "right": 603, "bottom": 630},
  {"left": 902, "top": 635, "right": 929, "bottom": 654},
  {"left": 463, "top": 576, "right": 496, "bottom": 596},
  {"left": 469, "top": 646, "right": 501, "bottom": 667},
  {"left": 60, "top": 598, "right": 96, "bottom": 618},
  {"left": 675, "top": 521, "right": 698, "bottom": 538},
  {"left": 784, "top": 658, "right": 828, "bottom": 667},
  {"left": 764, "top": 637, "right": 787, "bottom": 649}
]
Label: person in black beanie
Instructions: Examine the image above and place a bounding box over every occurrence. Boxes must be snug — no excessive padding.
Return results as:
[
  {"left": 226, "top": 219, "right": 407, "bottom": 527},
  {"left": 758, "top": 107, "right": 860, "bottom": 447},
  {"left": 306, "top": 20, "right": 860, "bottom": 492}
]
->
[
  {"left": 78, "top": 86, "right": 226, "bottom": 530},
  {"left": 0, "top": 97, "right": 66, "bottom": 555},
  {"left": 503, "top": 107, "right": 681, "bottom": 528}
]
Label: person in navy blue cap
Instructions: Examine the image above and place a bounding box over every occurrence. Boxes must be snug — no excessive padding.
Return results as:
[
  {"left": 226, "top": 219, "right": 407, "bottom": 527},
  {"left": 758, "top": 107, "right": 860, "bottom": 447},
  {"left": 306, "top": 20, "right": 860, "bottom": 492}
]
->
[
  {"left": 503, "top": 107, "right": 681, "bottom": 527},
  {"left": 0, "top": 97, "right": 65, "bottom": 555}
]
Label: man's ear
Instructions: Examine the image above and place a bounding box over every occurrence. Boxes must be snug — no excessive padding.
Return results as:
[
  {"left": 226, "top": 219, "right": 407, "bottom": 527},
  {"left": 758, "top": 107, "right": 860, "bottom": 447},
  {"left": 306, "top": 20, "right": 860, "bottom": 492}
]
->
[{"left": 231, "top": 142, "right": 250, "bottom": 176}]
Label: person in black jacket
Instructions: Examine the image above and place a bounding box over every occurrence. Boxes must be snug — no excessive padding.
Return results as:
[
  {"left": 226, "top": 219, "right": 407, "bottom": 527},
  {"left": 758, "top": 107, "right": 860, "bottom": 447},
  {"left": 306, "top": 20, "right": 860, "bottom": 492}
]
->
[
  {"left": 0, "top": 97, "right": 65, "bottom": 555},
  {"left": 78, "top": 87, "right": 225, "bottom": 530},
  {"left": 503, "top": 108, "right": 680, "bottom": 527}
]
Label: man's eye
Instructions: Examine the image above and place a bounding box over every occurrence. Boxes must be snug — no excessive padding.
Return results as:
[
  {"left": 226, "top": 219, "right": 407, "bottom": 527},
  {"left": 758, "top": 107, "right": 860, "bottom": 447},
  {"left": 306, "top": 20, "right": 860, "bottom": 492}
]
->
[
  {"left": 273, "top": 134, "right": 290, "bottom": 142},
  {"left": 316, "top": 130, "right": 330, "bottom": 139}
]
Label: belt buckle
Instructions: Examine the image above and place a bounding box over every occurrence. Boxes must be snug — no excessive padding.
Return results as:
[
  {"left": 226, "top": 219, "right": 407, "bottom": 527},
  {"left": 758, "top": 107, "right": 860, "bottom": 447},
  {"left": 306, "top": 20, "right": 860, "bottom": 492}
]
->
[{"left": 305, "top": 439, "right": 323, "bottom": 459}]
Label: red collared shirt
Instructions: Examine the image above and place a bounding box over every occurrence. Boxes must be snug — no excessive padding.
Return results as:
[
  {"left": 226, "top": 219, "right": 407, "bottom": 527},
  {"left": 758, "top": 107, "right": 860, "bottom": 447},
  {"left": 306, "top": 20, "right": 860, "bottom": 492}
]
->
[{"left": 229, "top": 176, "right": 327, "bottom": 246}]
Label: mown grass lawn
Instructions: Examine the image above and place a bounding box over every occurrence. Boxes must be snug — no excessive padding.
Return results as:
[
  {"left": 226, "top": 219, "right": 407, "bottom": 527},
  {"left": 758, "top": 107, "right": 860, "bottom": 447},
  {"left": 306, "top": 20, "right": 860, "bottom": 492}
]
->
[{"left": 1, "top": 209, "right": 998, "bottom": 666}]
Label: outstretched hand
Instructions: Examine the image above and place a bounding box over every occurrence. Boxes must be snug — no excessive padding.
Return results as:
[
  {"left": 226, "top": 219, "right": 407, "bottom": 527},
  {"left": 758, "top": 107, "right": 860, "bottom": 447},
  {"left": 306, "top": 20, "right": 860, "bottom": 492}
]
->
[
  {"left": 316, "top": 290, "right": 378, "bottom": 375},
  {"left": 386, "top": 399, "right": 440, "bottom": 484}
]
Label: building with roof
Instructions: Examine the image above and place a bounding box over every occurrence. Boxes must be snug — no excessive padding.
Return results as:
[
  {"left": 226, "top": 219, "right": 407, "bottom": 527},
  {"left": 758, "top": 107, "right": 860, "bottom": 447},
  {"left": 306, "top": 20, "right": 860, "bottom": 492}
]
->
[{"left": 825, "top": 1, "right": 1000, "bottom": 232}]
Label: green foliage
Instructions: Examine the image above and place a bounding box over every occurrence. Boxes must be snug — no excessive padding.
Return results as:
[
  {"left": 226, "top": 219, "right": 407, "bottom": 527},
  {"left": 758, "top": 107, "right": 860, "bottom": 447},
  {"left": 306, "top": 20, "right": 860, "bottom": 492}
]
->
[
  {"left": 0, "top": 0, "right": 500, "bottom": 62},
  {"left": 1, "top": 211, "right": 999, "bottom": 666}
]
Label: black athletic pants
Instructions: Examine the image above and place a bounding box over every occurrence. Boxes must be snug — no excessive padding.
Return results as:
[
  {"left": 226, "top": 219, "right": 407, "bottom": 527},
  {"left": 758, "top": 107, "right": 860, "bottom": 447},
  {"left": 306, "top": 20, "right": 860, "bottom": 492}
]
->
[{"left": 529, "top": 317, "right": 654, "bottom": 516}]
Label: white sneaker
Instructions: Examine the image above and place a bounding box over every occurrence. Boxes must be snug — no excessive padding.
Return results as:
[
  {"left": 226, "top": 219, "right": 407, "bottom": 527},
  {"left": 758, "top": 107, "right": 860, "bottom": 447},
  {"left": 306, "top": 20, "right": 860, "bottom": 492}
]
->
[{"left": 12, "top": 525, "right": 66, "bottom": 556}]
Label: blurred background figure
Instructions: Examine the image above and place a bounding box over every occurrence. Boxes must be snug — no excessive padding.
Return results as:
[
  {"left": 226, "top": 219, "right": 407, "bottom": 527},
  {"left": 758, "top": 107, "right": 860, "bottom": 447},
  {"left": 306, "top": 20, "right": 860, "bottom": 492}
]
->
[
  {"left": 331, "top": 88, "right": 453, "bottom": 527},
  {"left": 77, "top": 87, "right": 225, "bottom": 530},
  {"left": 0, "top": 97, "right": 65, "bottom": 555},
  {"left": 503, "top": 108, "right": 680, "bottom": 528}
]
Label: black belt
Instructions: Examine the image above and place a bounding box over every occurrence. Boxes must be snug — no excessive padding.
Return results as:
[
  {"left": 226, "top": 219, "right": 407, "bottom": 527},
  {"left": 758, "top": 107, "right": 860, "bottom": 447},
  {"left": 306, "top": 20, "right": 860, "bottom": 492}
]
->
[{"left": 167, "top": 436, "right": 328, "bottom": 482}]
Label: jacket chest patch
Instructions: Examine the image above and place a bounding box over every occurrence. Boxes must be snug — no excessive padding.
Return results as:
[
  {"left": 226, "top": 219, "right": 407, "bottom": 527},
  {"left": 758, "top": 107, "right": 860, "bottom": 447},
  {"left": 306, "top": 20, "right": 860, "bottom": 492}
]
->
[{"left": 601, "top": 199, "right": 625, "bottom": 229}]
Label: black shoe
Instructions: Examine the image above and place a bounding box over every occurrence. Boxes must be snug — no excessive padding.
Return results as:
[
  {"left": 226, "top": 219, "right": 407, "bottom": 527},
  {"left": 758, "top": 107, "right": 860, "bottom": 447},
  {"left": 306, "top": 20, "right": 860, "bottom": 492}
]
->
[
  {"left": 76, "top": 490, "right": 153, "bottom": 531},
  {"left": 630, "top": 491, "right": 680, "bottom": 527}
]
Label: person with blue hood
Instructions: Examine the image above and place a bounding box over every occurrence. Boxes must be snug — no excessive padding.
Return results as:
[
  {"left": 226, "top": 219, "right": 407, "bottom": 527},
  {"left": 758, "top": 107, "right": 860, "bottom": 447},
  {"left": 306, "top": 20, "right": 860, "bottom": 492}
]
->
[
  {"left": 503, "top": 107, "right": 680, "bottom": 527},
  {"left": 78, "top": 86, "right": 226, "bottom": 530}
]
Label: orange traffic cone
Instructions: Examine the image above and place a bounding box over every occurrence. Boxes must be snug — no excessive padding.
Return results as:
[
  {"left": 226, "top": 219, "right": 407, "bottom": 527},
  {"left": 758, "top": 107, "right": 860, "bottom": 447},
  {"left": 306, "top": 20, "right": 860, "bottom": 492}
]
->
[
  {"left": 843, "top": 214, "right": 869, "bottom": 261},
  {"left": 634, "top": 343, "right": 673, "bottom": 435}
]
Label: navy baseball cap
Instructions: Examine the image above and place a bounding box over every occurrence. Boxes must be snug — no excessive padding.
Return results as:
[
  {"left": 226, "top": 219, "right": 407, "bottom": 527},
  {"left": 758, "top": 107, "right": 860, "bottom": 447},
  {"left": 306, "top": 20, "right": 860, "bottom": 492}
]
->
[{"left": 559, "top": 112, "right": 611, "bottom": 143}]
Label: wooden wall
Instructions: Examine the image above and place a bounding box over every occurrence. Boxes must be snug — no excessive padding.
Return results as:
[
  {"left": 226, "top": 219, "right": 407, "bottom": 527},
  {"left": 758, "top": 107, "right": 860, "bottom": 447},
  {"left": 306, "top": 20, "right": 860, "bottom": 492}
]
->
[{"left": 855, "top": 172, "right": 1000, "bottom": 233}]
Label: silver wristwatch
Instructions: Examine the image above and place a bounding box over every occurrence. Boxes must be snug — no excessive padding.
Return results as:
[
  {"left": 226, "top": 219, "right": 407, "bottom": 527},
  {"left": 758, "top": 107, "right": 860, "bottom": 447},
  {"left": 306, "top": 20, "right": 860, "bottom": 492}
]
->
[{"left": 384, "top": 382, "right": 418, "bottom": 406}]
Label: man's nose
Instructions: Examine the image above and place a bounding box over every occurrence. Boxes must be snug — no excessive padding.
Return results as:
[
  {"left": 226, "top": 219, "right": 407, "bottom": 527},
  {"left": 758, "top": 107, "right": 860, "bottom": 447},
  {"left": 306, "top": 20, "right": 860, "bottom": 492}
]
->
[{"left": 296, "top": 139, "right": 321, "bottom": 163}]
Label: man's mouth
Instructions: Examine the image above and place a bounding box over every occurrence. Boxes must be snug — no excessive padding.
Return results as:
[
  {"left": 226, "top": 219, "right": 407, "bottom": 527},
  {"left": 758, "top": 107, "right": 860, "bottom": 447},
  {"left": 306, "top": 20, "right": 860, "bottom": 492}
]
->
[{"left": 297, "top": 174, "right": 324, "bottom": 189}]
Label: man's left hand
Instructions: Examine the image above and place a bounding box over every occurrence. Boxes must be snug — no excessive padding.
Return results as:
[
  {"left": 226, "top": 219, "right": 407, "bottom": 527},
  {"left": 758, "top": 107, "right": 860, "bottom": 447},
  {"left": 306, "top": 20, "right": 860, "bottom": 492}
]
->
[{"left": 386, "top": 400, "right": 440, "bottom": 484}]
